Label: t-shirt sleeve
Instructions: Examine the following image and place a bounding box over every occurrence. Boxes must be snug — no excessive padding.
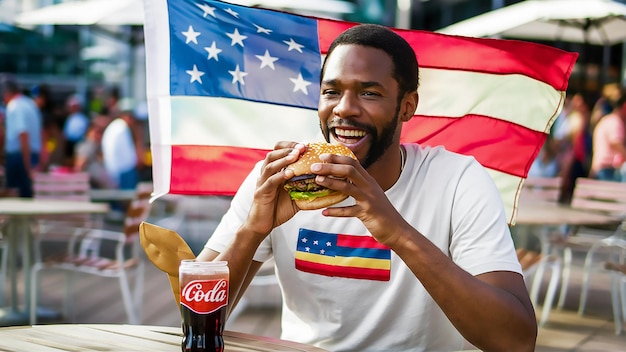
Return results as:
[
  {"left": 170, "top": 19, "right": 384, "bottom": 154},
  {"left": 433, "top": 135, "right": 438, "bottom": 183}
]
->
[
  {"left": 449, "top": 159, "right": 522, "bottom": 276},
  {"left": 205, "top": 161, "right": 274, "bottom": 262},
  {"left": 11, "top": 101, "right": 29, "bottom": 133}
]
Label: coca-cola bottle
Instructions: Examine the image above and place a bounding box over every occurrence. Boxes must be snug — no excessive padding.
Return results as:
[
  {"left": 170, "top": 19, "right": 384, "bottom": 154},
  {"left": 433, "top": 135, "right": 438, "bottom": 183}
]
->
[{"left": 179, "top": 260, "right": 229, "bottom": 352}]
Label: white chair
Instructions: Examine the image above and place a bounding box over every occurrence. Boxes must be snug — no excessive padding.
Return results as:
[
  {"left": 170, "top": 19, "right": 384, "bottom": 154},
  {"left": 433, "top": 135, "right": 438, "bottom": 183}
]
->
[
  {"left": 0, "top": 174, "right": 17, "bottom": 305},
  {"left": 30, "top": 182, "right": 153, "bottom": 325},
  {"left": 521, "top": 176, "right": 562, "bottom": 203},
  {"left": 32, "top": 171, "right": 96, "bottom": 229},
  {"left": 0, "top": 218, "right": 7, "bottom": 306},
  {"left": 516, "top": 248, "right": 561, "bottom": 327},
  {"left": 604, "top": 259, "right": 626, "bottom": 334},
  {"left": 578, "top": 222, "right": 626, "bottom": 316},
  {"left": 548, "top": 178, "right": 626, "bottom": 313},
  {"left": 515, "top": 176, "right": 563, "bottom": 327},
  {"left": 33, "top": 171, "right": 91, "bottom": 201}
]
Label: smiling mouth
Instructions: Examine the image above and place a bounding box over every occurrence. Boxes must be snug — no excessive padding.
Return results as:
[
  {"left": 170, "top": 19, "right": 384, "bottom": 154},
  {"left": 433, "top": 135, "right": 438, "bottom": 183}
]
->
[{"left": 333, "top": 127, "right": 366, "bottom": 144}]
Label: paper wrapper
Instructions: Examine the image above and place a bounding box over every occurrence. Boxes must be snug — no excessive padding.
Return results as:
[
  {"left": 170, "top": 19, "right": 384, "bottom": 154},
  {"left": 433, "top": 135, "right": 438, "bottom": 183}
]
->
[{"left": 139, "top": 222, "right": 195, "bottom": 306}]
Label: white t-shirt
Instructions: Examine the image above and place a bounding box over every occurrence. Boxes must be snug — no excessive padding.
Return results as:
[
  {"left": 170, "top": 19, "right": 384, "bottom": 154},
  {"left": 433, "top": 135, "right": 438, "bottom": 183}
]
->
[
  {"left": 206, "top": 144, "right": 521, "bottom": 352},
  {"left": 101, "top": 118, "right": 137, "bottom": 185}
]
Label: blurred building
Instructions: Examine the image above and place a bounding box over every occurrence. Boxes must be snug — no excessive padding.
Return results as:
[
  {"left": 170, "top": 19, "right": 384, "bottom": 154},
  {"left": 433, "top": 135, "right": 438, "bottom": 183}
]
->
[{"left": 1, "top": 0, "right": 624, "bottom": 102}]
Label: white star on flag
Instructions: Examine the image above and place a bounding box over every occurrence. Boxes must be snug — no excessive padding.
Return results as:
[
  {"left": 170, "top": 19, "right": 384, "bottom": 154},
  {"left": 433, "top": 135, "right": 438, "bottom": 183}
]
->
[
  {"left": 326, "top": 242, "right": 332, "bottom": 247},
  {"left": 283, "top": 38, "right": 304, "bottom": 53},
  {"left": 204, "top": 41, "right": 222, "bottom": 61},
  {"left": 186, "top": 65, "right": 204, "bottom": 83},
  {"left": 225, "top": 7, "right": 239, "bottom": 18},
  {"left": 227, "top": 28, "right": 247, "bottom": 47},
  {"left": 253, "top": 23, "right": 272, "bottom": 34},
  {"left": 290, "top": 73, "right": 311, "bottom": 94},
  {"left": 302, "top": 238, "right": 308, "bottom": 243},
  {"left": 196, "top": 3, "right": 216, "bottom": 18},
  {"left": 229, "top": 64, "right": 247, "bottom": 85},
  {"left": 305, "top": 247, "right": 310, "bottom": 252},
  {"left": 182, "top": 25, "right": 201, "bottom": 44},
  {"left": 256, "top": 50, "right": 278, "bottom": 70}
]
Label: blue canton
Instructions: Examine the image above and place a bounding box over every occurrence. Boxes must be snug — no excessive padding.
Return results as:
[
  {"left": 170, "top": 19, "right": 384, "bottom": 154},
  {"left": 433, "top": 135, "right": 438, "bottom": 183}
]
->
[{"left": 167, "top": 0, "right": 321, "bottom": 110}]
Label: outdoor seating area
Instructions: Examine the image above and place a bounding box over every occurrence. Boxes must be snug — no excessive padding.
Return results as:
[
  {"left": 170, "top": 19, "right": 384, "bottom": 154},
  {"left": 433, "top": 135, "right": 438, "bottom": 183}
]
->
[
  {"left": 4, "top": 0, "right": 626, "bottom": 350},
  {"left": 29, "top": 182, "right": 153, "bottom": 325},
  {"left": 0, "top": 194, "right": 622, "bottom": 350},
  {"left": 514, "top": 176, "right": 626, "bottom": 338}
]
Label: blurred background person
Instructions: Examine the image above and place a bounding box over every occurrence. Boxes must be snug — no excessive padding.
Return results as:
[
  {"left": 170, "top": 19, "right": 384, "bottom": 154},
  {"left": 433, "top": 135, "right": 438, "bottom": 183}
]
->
[
  {"left": 62, "top": 94, "right": 89, "bottom": 166},
  {"left": 103, "top": 86, "right": 121, "bottom": 119},
  {"left": 31, "top": 83, "right": 65, "bottom": 171},
  {"left": 2, "top": 77, "right": 42, "bottom": 197},
  {"left": 528, "top": 139, "right": 559, "bottom": 178},
  {"left": 73, "top": 115, "right": 114, "bottom": 189},
  {"left": 590, "top": 82, "right": 622, "bottom": 131},
  {"left": 590, "top": 93, "right": 626, "bottom": 182},
  {"left": 101, "top": 109, "right": 140, "bottom": 190},
  {"left": 552, "top": 92, "right": 592, "bottom": 203}
]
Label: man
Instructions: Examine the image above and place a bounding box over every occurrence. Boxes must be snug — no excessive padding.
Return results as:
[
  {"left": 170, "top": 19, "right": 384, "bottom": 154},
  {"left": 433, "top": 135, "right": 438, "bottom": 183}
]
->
[
  {"left": 590, "top": 93, "right": 626, "bottom": 182},
  {"left": 2, "top": 78, "right": 42, "bottom": 197},
  {"left": 101, "top": 109, "right": 140, "bottom": 190},
  {"left": 74, "top": 116, "right": 114, "bottom": 189},
  {"left": 62, "top": 94, "right": 90, "bottom": 163},
  {"left": 197, "top": 24, "right": 536, "bottom": 351}
]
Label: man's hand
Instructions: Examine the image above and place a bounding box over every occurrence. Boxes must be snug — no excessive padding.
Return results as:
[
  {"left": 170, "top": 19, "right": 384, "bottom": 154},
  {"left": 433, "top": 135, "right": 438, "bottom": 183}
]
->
[
  {"left": 310, "top": 153, "right": 408, "bottom": 247},
  {"left": 240, "top": 142, "right": 306, "bottom": 241}
]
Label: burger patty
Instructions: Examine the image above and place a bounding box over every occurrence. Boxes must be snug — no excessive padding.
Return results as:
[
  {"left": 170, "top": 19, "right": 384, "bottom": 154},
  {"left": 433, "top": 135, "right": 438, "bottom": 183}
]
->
[{"left": 284, "top": 175, "right": 326, "bottom": 192}]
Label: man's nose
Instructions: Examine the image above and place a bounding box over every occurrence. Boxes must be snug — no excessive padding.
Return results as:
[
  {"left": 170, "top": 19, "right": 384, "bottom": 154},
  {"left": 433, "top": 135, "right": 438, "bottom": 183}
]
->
[{"left": 333, "top": 92, "right": 360, "bottom": 118}]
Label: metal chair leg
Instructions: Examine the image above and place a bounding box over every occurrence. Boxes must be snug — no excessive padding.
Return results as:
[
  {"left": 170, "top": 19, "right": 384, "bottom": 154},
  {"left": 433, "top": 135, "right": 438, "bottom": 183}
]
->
[
  {"left": 557, "top": 247, "right": 572, "bottom": 309},
  {"left": 118, "top": 270, "right": 139, "bottom": 324},
  {"left": 611, "top": 272, "right": 623, "bottom": 335}
]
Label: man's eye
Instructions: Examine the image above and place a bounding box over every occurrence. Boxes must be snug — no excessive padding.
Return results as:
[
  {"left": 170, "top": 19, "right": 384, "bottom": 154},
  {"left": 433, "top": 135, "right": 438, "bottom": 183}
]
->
[
  {"left": 362, "top": 91, "right": 380, "bottom": 97},
  {"left": 322, "top": 89, "right": 339, "bottom": 96}
]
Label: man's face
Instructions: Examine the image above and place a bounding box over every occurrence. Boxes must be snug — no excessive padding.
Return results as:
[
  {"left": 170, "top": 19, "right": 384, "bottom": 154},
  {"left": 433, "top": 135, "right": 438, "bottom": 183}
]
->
[{"left": 318, "top": 45, "right": 403, "bottom": 169}]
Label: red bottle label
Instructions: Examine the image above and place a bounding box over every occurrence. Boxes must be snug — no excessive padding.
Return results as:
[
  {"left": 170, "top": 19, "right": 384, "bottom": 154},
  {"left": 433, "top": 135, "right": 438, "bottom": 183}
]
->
[{"left": 180, "top": 279, "right": 229, "bottom": 314}]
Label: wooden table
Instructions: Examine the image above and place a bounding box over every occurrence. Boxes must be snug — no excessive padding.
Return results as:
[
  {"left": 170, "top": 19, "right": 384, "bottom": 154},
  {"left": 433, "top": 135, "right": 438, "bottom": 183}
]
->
[
  {"left": 0, "top": 198, "right": 109, "bottom": 326},
  {"left": 0, "top": 324, "right": 328, "bottom": 351},
  {"left": 515, "top": 198, "right": 621, "bottom": 226},
  {"left": 514, "top": 197, "right": 622, "bottom": 258}
]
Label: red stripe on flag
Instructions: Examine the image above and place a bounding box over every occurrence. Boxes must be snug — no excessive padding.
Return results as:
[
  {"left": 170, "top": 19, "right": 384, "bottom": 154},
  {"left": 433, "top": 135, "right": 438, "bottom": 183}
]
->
[
  {"left": 337, "top": 234, "right": 389, "bottom": 250},
  {"left": 170, "top": 113, "right": 546, "bottom": 195},
  {"left": 402, "top": 115, "right": 548, "bottom": 178},
  {"left": 295, "top": 258, "right": 390, "bottom": 281},
  {"left": 170, "top": 145, "right": 267, "bottom": 195},
  {"left": 316, "top": 18, "right": 576, "bottom": 91}
]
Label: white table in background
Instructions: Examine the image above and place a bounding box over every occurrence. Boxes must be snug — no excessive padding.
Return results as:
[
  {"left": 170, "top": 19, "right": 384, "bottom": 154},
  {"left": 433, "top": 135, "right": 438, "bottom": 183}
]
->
[{"left": 0, "top": 198, "right": 109, "bottom": 326}]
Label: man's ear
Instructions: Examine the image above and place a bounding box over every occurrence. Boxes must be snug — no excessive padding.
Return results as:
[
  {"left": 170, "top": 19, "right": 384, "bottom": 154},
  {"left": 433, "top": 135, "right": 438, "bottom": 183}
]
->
[{"left": 400, "top": 92, "right": 418, "bottom": 122}]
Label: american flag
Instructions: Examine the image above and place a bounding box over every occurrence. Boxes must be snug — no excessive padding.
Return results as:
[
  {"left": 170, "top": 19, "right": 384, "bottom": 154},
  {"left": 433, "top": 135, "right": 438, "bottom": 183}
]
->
[{"left": 143, "top": 0, "right": 578, "bottom": 224}]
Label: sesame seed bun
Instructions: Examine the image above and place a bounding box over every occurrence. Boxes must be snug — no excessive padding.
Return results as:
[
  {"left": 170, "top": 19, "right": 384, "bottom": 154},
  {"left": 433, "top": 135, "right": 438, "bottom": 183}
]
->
[{"left": 284, "top": 142, "right": 357, "bottom": 210}]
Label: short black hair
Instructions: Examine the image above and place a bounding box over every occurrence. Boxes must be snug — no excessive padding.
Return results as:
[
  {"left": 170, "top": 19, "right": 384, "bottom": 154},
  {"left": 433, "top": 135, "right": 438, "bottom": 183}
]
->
[{"left": 321, "top": 24, "right": 419, "bottom": 97}]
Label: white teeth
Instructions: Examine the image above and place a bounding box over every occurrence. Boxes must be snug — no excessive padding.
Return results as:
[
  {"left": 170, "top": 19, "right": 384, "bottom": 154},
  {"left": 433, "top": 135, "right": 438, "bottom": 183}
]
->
[{"left": 335, "top": 128, "right": 365, "bottom": 138}]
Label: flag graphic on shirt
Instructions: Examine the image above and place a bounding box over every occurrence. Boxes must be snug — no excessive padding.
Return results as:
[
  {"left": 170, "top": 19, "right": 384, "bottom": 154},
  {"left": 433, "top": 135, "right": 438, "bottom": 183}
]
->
[
  {"left": 295, "top": 228, "right": 391, "bottom": 281},
  {"left": 143, "top": 0, "right": 578, "bottom": 225}
]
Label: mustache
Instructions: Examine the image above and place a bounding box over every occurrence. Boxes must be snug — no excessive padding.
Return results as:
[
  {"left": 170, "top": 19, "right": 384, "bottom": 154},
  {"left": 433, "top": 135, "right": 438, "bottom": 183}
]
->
[{"left": 327, "top": 118, "right": 372, "bottom": 132}]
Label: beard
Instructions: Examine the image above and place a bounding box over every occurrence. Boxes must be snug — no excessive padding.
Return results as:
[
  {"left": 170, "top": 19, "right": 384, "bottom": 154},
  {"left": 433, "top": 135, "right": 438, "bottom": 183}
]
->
[{"left": 322, "top": 104, "right": 401, "bottom": 170}]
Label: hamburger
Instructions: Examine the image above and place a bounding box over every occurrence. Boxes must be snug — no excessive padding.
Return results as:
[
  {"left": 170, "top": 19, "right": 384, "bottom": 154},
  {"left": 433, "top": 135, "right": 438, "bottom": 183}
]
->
[{"left": 284, "top": 142, "right": 357, "bottom": 210}]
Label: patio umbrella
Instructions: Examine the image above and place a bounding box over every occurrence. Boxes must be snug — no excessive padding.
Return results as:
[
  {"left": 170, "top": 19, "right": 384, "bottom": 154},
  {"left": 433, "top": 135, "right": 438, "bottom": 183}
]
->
[
  {"left": 437, "top": 0, "right": 626, "bottom": 87},
  {"left": 15, "top": 0, "right": 145, "bottom": 26},
  {"left": 14, "top": 0, "right": 355, "bottom": 26},
  {"left": 437, "top": 0, "right": 626, "bottom": 46}
]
